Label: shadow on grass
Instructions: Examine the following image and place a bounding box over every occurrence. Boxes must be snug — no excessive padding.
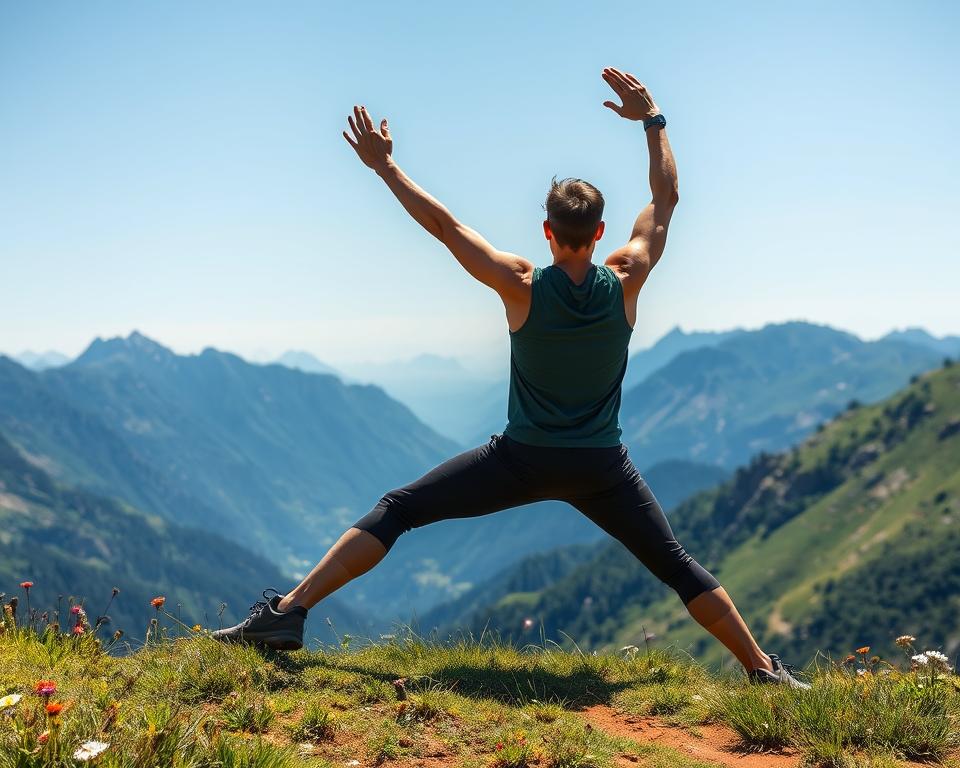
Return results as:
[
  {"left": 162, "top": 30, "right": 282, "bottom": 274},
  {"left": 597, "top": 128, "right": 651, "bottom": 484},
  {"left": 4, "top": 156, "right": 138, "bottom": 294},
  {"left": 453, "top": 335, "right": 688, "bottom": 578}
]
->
[{"left": 268, "top": 650, "right": 631, "bottom": 708}]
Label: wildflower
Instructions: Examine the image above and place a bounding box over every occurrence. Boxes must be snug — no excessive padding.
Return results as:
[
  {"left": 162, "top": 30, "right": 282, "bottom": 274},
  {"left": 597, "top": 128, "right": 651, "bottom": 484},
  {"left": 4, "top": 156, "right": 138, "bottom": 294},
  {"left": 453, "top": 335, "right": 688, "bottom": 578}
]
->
[
  {"left": 112, "top": 630, "right": 124, "bottom": 641},
  {"left": 496, "top": 742, "right": 504, "bottom": 750},
  {"left": 856, "top": 646, "right": 870, "bottom": 655},
  {"left": 924, "top": 650, "right": 950, "bottom": 670},
  {"left": 191, "top": 624, "right": 202, "bottom": 632},
  {"left": 38, "top": 731, "right": 49, "bottom": 745},
  {"left": 34, "top": 680, "right": 57, "bottom": 698},
  {"left": 843, "top": 654, "right": 856, "bottom": 663},
  {"left": 912, "top": 654, "right": 929, "bottom": 666},
  {"left": 45, "top": 702, "right": 64, "bottom": 716},
  {"left": 895, "top": 635, "right": 916, "bottom": 648},
  {"left": 0, "top": 693, "right": 22, "bottom": 709},
  {"left": 70, "top": 605, "right": 82, "bottom": 616},
  {"left": 72, "top": 625, "right": 84, "bottom": 635},
  {"left": 150, "top": 596, "right": 166, "bottom": 609},
  {"left": 19, "top": 581, "right": 33, "bottom": 590},
  {"left": 111, "top": 587, "right": 120, "bottom": 597},
  {"left": 857, "top": 668, "right": 867, "bottom": 676},
  {"left": 74, "top": 740, "right": 110, "bottom": 761}
]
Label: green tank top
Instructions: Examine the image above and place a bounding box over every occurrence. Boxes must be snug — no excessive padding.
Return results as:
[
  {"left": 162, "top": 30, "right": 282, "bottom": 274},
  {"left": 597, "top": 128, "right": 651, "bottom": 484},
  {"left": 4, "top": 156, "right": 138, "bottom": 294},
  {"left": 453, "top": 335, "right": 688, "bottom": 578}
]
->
[{"left": 503, "top": 263, "right": 633, "bottom": 447}]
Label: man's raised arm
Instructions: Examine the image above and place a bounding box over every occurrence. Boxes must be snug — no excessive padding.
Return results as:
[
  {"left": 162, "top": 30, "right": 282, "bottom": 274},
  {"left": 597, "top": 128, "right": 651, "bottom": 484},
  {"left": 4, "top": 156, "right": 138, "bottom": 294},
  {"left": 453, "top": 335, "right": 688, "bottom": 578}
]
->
[
  {"left": 601, "top": 69, "right": 679, "bottom": 297},
  {"left": 343, "top": 106, "right": 532, "bottom": 310}
]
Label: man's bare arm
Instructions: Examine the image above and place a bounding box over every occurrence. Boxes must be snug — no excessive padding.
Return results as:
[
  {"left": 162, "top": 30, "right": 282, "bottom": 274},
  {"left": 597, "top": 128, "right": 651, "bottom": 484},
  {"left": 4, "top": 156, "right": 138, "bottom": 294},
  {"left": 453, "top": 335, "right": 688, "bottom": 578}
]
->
[
  {"left": 343, "top": 105, "right": 532, "bottom": 304},
  {"left": 601, "top": 69, "right": 679, "bottom": 297}
]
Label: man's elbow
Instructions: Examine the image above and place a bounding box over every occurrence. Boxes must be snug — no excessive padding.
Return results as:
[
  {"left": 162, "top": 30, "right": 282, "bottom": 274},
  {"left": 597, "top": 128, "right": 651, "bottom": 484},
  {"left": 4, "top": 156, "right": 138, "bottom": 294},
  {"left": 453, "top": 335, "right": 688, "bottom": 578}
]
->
[{"left": 652, "top": 185, "right": 679, "bottom": 208}]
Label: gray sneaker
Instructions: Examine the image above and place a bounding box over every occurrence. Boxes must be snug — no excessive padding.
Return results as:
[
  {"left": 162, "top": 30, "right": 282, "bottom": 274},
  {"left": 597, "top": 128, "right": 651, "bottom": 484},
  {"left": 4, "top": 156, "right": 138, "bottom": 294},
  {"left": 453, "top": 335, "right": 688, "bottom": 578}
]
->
[
  {"left": 749, "top": 653, "right": 811, "bottom": 689},
  {"left": 212, "top": 589, "right": 306, "bottom": 651}
]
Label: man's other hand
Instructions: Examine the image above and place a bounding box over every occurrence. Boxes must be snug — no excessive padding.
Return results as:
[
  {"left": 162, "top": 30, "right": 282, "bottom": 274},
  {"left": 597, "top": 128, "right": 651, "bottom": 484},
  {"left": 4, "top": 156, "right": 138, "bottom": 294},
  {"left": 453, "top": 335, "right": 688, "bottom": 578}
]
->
[
  {"left": 343, "top": 105, "right": 393, "bottom": 171},
  {"left": 601, "top": 68, "right": 660, "bottom": 122}
]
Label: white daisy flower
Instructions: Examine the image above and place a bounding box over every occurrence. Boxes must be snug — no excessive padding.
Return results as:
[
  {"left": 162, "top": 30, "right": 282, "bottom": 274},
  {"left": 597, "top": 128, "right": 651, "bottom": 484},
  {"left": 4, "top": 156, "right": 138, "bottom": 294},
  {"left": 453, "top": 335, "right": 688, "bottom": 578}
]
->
[
  {"left": 0, "top": 694, "right": 22, "bottom": 709},
  {"left": 911, "top": 653, "right": 929, "bottom": 666},
  {"left": 73, "top": 741, "right": 109, "bottom": 761}
]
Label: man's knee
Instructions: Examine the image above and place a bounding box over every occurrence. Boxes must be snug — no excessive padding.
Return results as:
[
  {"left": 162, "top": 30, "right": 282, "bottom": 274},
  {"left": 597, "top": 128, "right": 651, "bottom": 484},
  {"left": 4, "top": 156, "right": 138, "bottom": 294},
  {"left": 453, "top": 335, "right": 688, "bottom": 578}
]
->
[
  {"left": 652, "top": 545, "right": 720, "bottom": 605},
  {"left": 352, "top": 490, "right": 416, "bottom": 552}
]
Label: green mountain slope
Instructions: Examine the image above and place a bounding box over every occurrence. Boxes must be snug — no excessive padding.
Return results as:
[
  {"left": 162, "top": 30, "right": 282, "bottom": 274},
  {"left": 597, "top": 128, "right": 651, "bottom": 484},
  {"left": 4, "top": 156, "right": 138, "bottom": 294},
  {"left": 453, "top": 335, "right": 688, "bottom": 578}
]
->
[
  {"left": 620, "top": 321, "right": 941, "bottom": 468},
  {"left": 0, "top": 430, "right": 360, "bottom": 637},
  {"left": 462, "top": 361, "right": 959, "bottom": 665}
]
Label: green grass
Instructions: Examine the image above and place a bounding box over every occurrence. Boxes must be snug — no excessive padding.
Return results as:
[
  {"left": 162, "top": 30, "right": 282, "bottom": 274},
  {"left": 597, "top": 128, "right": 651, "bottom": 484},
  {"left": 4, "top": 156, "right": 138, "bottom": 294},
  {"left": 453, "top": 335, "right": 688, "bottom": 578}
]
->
[{"left": 0, "top": 618, "right": 957, "bottom": 767}]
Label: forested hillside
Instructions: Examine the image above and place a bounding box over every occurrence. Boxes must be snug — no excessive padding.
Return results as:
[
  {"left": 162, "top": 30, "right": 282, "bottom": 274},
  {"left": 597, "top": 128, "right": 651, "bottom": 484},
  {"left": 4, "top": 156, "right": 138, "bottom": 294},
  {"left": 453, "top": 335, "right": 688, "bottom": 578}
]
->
[{"left": 0, "top": 430, "right": 360, "bottom": 636}]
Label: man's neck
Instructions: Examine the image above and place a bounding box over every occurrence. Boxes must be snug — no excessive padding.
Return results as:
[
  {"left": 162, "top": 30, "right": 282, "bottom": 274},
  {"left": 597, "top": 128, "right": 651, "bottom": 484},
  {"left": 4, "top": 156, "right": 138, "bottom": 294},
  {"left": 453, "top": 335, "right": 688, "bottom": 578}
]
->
[{"left": 552, "top": 253, "right": 595, "bottom": 284}]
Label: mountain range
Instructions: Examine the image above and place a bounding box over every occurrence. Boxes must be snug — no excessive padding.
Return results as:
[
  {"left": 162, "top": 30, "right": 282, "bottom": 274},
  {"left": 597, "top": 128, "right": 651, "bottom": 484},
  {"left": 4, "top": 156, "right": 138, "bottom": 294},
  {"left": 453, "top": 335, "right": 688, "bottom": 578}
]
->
[{"left": 1, "top": 321, "right": 954, "bottom": 633}]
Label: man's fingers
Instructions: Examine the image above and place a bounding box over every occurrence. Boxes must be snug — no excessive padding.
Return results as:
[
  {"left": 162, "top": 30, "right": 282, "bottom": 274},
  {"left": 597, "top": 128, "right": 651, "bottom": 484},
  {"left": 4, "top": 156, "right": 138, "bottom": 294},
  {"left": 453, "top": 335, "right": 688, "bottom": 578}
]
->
[
  {"left": 347, "top": 115, "right": 363, "bottom": 142},
  {"left": 624, "top": 73, "right": 646, "bottom": 90},
  {"left": 602, "top": 70, "right": 626, "bottom": 94},
  {"left": 353, "top": 105, "right": 367, "bottom": 134},
  {"left": 602, "top": 100, "right": 624, "bottom": 116},
  {"left": 603, "top": 67, "right": 631, "bottom": 89},
  {"left": 342, "top": 130, "right": 359, "bottom": 149},
  {"left": 380, "top": 118, "right": 391, "bottom": 139},
  {"left": 359, "top": 105, "right": 375, "bottom": 132}
]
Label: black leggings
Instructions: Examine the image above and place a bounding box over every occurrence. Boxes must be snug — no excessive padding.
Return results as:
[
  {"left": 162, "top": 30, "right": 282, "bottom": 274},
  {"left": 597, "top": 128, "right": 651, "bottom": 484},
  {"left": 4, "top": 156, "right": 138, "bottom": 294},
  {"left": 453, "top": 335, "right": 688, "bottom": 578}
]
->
[{"left": 352, "top": 434, "right": 719, "bottom": 605}]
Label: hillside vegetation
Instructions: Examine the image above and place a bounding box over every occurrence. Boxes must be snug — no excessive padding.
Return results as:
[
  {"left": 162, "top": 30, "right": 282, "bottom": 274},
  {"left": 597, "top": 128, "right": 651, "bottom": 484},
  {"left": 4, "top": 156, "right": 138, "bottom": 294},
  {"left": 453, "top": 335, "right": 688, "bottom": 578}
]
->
[
  {"left": 453, "top": 362, "right": 960, "bottom": 666},
  {"left": 0, "top": 430, "right": 360, "bottom": 636},
  {"left": 1, "top": 613, "right": 958, "bottom": 768}
]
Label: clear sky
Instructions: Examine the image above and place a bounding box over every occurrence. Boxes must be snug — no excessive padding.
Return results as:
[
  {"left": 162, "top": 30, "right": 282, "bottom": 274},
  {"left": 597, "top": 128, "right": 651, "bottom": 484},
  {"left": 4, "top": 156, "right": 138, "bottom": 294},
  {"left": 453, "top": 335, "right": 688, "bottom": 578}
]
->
[{"left": 2, "top": 1, "right": 958, "bottom": 371}]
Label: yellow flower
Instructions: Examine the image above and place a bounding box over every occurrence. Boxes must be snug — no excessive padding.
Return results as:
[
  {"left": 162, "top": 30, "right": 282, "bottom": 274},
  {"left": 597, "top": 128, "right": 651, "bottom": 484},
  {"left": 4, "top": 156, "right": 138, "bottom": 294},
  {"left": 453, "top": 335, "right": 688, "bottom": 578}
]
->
[{"left": 191, "top": 624, "right": 202, "bottom": 632}]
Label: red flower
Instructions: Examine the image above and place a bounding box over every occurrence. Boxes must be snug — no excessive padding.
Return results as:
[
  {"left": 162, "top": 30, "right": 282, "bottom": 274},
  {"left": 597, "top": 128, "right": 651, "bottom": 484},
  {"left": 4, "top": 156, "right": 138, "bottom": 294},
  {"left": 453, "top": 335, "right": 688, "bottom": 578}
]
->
[
  {"left": 45, "top": 702, "right": 64, "bottom": 716},
  {"left": 496, "top": 743, "right": 504, "bottom": 750},
  {"left": 72, "top": 625, "right": 85, "bottom": 635},
  {"left": 70, "top": 605, "right": 82, "bottom": 615},
  {"left": 20, "top": 581, "right": 33, "bottom": 590},
  {"left": 856, "top": 646, "right": 871, "bottom": 655},
  {"left": 34, "top": 680, "right": 57, "bottom": 697},
  {"left": 150, "top": 596, "right": 166, "bottom": 609}
]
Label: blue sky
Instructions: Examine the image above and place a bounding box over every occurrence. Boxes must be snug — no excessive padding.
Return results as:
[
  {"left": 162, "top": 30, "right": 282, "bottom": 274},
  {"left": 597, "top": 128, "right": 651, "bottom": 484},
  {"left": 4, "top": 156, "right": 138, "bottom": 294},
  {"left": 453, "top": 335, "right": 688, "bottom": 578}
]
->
[{"left": 1, "top": 1, "right": 958, "bottom": 371}]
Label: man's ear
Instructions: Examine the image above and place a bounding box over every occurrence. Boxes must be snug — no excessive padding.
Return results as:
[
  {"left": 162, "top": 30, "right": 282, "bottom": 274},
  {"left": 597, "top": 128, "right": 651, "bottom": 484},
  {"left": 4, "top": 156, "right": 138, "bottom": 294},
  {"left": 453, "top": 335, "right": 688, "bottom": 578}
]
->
[
  {"left": 543, "top": 220, "right": 552, "bottom": 240},
  {"left": 595, "top": 221, "right": 606, "bottom": 241}
]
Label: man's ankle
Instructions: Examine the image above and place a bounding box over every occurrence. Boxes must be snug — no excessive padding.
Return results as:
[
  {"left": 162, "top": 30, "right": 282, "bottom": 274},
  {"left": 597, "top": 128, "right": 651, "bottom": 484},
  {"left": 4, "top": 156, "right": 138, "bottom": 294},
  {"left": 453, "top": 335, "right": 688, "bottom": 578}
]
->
[
  {"left": 277, "top": 595, "right": 298, "bottom": 613},
  {"left": 749, "top": 652, "right": 773, "bottom": 673}
]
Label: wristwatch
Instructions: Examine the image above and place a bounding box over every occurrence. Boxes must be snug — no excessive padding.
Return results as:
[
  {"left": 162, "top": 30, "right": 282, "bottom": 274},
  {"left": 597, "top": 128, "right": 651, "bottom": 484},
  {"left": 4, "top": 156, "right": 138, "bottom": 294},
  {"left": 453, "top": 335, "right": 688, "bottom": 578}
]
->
[{"left": 643, "top": 114, "right": 667, "bottom": 130}]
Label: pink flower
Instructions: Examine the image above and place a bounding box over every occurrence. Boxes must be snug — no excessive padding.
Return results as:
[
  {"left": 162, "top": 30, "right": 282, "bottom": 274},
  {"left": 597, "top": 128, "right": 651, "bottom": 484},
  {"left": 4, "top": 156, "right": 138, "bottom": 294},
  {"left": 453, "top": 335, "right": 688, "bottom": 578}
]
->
[
  {"left": 70, "top": 605, "right": 82, "bottom": 615},
  {"left": 34, "top": 680, "right": 57, "bottom": 697},
  {"left": 72, "top": 625, "right": 85, "bottom": 635}
]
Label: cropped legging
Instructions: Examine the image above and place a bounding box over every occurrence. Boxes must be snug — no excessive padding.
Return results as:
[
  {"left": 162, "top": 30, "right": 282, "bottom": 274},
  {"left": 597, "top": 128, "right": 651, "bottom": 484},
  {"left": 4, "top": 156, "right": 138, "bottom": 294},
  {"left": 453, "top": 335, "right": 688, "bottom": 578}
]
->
[{"left": 352, "top": 433, "right": 719, "bottom": 604}]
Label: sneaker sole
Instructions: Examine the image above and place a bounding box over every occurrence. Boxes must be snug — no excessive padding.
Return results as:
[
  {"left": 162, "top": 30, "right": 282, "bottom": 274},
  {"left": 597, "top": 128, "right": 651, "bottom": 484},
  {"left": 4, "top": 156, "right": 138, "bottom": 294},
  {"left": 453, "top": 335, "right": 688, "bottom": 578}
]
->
[{"left": 213, "top": 630, "right": 303, "bottom": 651}]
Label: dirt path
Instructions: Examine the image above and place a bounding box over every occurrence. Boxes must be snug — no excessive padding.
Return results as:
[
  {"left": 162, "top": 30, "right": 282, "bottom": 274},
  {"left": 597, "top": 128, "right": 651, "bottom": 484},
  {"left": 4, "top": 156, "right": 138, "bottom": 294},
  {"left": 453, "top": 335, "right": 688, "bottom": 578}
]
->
[{"left": 582, "top": 704, "right": 800, "bottom": 768}]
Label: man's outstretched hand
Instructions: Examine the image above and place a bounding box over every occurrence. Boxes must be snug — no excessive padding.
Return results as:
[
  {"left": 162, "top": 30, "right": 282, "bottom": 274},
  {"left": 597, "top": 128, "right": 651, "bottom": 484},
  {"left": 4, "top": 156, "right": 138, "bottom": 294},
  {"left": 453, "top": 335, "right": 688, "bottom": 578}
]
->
[
  {"left": 602, "top": 68, "right": 660, "bottom": 122},
  {"left": 343, "top": 105, "right": 393, "bottom": 171}
]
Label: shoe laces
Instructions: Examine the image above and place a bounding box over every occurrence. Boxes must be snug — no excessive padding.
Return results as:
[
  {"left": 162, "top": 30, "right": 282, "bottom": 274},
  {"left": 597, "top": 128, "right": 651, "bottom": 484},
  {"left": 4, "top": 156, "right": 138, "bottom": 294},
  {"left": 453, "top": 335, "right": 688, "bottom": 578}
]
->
[
  {"left": 242, "top": 589, "right": 281, "bottom": 624},
  {"left": 770, "top": 653, "right": 802, "bottom": 678}
]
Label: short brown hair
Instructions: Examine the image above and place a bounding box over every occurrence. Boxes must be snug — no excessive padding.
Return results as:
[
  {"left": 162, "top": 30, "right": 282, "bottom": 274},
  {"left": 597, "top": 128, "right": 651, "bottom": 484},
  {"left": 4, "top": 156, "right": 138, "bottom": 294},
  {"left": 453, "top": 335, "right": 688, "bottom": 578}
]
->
[{"left": 544, "top": 177, "right": 605, "bottom": 250}]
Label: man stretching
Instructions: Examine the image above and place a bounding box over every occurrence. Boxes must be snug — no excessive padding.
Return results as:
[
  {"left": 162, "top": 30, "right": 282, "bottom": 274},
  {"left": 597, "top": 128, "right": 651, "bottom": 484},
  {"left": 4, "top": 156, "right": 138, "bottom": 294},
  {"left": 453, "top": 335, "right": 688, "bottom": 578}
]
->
[{"left": 215, "top": 67, "right": 807, "bottom": 688}]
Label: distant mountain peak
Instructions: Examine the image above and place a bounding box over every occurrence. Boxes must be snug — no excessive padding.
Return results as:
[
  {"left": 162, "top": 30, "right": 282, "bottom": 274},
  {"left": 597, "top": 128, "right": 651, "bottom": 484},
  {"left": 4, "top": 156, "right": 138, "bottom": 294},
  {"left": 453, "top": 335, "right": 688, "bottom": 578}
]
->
[{"left": 74, "top": 331, "right": 175, "bottom": 367}]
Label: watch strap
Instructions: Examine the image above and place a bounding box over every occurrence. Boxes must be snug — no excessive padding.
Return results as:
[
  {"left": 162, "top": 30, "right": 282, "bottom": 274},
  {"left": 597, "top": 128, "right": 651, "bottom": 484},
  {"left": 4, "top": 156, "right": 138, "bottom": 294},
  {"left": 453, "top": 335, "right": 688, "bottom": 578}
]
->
[{"left": 643, "top": 114, "right": 667, "bottom": 130}]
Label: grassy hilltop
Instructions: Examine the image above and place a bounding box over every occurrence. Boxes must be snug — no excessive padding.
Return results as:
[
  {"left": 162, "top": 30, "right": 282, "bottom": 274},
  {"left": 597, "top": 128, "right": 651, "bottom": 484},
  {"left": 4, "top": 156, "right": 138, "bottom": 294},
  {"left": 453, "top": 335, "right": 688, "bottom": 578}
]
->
[{"left": 1, "top": 613, "right": 958, "bottom": 768}]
